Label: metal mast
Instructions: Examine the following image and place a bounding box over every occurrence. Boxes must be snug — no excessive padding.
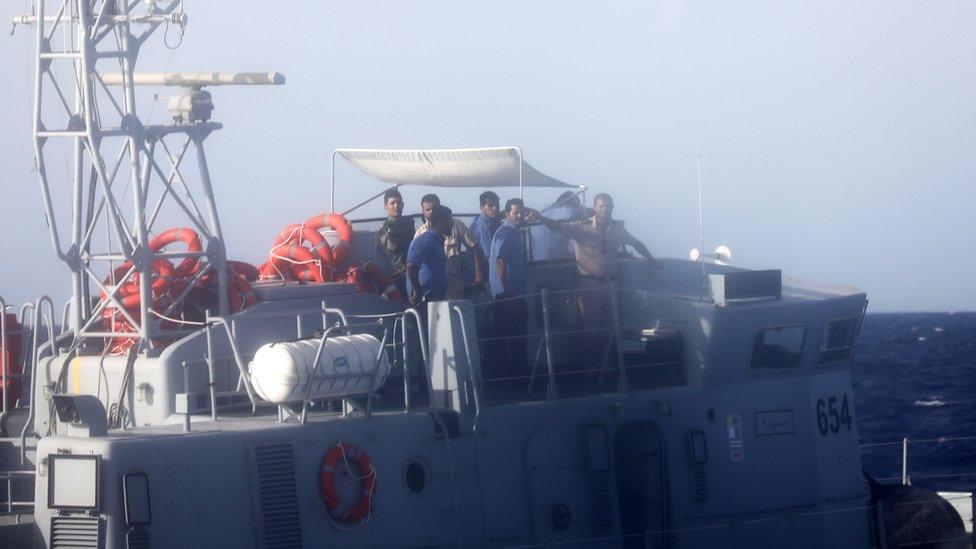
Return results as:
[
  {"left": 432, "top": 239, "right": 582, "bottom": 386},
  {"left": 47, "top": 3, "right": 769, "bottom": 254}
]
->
[{"left": 15, "top": 1, "right": 229, "bottom": 351}]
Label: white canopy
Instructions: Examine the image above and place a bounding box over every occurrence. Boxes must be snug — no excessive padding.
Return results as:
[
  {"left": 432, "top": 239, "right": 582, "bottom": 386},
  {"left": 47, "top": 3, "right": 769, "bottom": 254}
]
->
[{"left": 334, "top": 147, "right": 578, "bottom": 189}]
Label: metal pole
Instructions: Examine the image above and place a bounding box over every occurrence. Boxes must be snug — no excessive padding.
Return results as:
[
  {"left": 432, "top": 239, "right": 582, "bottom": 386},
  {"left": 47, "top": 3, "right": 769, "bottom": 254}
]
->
[
  {"left": 902, "top": 437, "right": 910, "bottom": 485},
  {"left": 539, "top": 289, "right": 557, "bottom": 400},
  {"left": 330, "top": 149, "right": 338, "bottom": 214},
  {"left": 204, "top": 311, "right": 218, "bottom": 422},
  {"left": 0, "top": 300, "right": 7, "bottom": 415},
  {"left": 182, "top": 361, "right": 191, "bottom": 432},
  {"left": 515, "top": 147, "right": 524, "bottom": 200},
  {"left": 398, "top": 316, "right": 411, "bottom": 413},
  {"left": 193, "top": 138, "right": 228, "bottom": 315},
  {"left": 341, "top": 185, "right": 398, "bottom": 218},
  {"left": 609, "top": 282, "right": 628, "bottom": 392}
]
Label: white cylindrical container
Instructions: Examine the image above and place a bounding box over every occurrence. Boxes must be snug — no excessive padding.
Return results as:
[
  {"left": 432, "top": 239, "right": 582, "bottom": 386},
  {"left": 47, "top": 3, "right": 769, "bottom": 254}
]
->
[{"left": 248, "top": 334, "right": 390, "bottom": 404}]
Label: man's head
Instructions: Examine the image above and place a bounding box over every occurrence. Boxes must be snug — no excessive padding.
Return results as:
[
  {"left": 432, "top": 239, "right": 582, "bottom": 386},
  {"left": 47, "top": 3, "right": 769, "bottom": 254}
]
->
[
  {"left": 428, "top": 204, "right": 453, "bottom": 237},
  {"left": 479, "top": 191, "right": 500, "bottom": 220},
  {"left": 421, "top": 194, "right": 440, "bottom": 222},
  {"left": 383, "top": 189, "right": 404, "bottom": 218},
  {"left": 504, "top": 198, "right": 525, "bottom": 228},
  {"left": 593, "top": 193, "right": 614, "bottom": 224}
]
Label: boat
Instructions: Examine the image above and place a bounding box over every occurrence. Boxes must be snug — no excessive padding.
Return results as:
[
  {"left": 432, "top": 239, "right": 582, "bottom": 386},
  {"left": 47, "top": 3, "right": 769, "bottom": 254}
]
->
[{"left": 0, "top": 2, "right": 969, "bottom": 547}]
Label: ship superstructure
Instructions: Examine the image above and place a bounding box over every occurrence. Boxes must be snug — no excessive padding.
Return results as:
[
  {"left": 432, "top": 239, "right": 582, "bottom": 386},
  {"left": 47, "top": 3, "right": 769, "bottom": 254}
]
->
[{"left": 1, "top": 2, "right": 961, "bottom": 548}]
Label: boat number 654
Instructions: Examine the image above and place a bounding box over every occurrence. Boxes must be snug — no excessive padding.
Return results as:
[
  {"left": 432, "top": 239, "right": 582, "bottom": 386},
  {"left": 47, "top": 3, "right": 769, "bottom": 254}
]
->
[{"left": 815, "top": 394, "right": 852, "bottom": 436}]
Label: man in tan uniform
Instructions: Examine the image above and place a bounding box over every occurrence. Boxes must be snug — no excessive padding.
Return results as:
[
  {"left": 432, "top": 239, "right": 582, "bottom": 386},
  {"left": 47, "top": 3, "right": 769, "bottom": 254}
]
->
[
  {"left": 533, "top": 193, "right": 661, "bottom": 372},
  {"left": 415, "top": 194, "right": 485, "bottom": 299}
]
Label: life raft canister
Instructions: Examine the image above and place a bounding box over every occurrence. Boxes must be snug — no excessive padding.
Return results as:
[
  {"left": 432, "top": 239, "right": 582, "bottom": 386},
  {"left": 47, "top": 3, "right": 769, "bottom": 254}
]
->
[{"left": 320, "top": 442, "right": 376, "bottom": 525}]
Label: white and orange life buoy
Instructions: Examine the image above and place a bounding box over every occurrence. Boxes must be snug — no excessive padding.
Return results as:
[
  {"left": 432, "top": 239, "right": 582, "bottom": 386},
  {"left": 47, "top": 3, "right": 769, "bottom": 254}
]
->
[
  {"left": 344, "top": 262, "right": 404, "bottom": 302},
  {"left": 305, "top": 213, "right": 353, "bottom": 268},
  {"left": 269, "top": 242, "right": 328, "bottom": 283},
  {"left": 274, "top": 223, "right": 335, "bottom": 265},
  {"left": 320, "top": 442, "right": 376, "bottom": 525}
]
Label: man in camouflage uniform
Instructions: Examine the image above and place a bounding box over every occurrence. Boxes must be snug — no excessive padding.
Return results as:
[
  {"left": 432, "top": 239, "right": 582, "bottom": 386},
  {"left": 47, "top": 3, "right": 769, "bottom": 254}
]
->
[{"left": 375, "top": 189, "right": 415, "bottom": 295}]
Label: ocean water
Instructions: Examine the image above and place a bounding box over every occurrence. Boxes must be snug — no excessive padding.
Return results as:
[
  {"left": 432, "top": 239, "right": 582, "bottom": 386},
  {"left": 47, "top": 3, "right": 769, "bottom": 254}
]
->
[{"left": 853, "top": 312, "right": 976, "bottom": 491}]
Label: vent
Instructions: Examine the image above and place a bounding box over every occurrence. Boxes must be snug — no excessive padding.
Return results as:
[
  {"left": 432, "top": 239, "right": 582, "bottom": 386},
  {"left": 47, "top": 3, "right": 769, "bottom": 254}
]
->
[
  {"left": 253, "top": 444, "right": 303, "bottom": 548},
  {"left": 126, "top": 526, "right": 150, "bottom": 549},
  {"left": 586, "top": 476, "right": 613, "bottom": 529},
  {"left": 51, "top": 515, "right": 100, "bottom": 548}
]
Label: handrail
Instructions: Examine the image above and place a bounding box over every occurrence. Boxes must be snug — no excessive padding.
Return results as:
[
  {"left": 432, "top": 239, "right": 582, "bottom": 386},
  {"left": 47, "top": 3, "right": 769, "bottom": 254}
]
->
[
  {"left": 450, "top": 305, "right": 483, "bottom": 429},
  {"left": 400, "top": 308, "right": 429, "bottom": 413},
  {"left": 204, "top": 316, "right": 258, "bottom": 408},
  {"left": 21, "top": 296, "right": 57, "bottom": 465},
  {"left": 299, "top": 322, "right": 386, "bottom": 423},
  {"left": 859, "top": 435, "right": 976, "bottom": 487},
  {"left": 61, "top": 299, "right": 72, "bottom": 334},
  {"left": 0, "top": 470, "right": 35, "bottom": 515}
]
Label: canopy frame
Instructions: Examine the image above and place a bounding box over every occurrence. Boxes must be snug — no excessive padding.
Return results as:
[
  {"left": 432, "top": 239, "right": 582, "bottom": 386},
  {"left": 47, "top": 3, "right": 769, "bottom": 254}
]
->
[{"left": 330, "top": 146, "right": 586, "bottom": 214}]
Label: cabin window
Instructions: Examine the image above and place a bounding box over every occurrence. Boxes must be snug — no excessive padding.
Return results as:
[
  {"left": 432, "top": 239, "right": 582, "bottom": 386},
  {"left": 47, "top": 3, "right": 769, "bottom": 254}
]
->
[
  {"left": 749, "top": 325, "right": 805, "bottom": 371},
  {"left": 818, "top": 317, "right": 858, "bottom": 365}
]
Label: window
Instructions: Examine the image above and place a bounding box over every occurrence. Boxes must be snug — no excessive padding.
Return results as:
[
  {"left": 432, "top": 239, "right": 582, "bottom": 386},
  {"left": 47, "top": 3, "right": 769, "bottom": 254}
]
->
[
  {"left": 750, "top": 325, "right": 806, "bottom": 371},
  {"left": 818, "top": 317, "right": 858, "bottom": 365}
]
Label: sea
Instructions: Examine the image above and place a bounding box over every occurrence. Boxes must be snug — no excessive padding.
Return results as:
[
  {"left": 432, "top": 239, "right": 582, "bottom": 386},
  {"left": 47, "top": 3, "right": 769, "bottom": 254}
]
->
[{"left": 854, "top": 312, "right": 976, "bottom": 492}]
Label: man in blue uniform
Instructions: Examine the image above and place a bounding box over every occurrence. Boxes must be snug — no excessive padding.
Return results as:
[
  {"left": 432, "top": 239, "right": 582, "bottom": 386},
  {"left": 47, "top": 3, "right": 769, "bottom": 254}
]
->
[
  {"left": 469, "top": 191, "right": 501, "bottom": 265},
  {"left": 406, "top": 205, "right": 453, "bottom": 308},
  {"left": 488, "top": 198, "right": 529, "bottom": 380}
]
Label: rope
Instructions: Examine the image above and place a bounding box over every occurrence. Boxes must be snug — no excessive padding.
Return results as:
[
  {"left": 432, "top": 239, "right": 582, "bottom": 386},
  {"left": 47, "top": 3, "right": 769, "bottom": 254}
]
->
[{"left": 148, "top": 309, "right": 207, "bottom": 326}]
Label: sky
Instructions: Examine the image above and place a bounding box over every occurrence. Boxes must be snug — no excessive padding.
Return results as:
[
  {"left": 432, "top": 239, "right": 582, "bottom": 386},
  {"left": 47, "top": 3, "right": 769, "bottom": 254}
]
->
[{"left": 0, "top": 1, "right": 974, "bottom": 312}]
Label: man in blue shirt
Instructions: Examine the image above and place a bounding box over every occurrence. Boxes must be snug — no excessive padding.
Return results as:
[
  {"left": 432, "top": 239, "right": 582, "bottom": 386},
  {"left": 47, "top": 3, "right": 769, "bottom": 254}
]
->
[
  {"left": 469, "top": 191, "right": 501, "bottom": 266},
  {"left": 406, "top": 205, "right": 453, "bottom": 307},
  {"left": 488, "top": 198, "right": 529, "bottom": 379}
]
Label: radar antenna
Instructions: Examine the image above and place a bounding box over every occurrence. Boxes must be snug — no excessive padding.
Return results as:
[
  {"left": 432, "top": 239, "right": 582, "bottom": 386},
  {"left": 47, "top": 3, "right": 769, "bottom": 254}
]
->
[{"left": 15, "top": 1, "right": 282, "bottom": 352}]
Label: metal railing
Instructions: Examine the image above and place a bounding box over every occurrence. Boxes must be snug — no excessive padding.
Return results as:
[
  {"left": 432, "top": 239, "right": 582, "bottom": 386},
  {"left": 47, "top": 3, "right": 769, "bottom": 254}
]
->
[
  {"left": 20, "top": 296, "right": 58, "bottom": 465},
  {"left": 460, "top": 283, "right": 681, "bottom": 408},
  {"left": 860, "top": 434, "right": 976, "bottom": 486},
  {"left": 0, "top": 471, "right": 35, "bottom": 516},
  {"left": 174, "top": 301, "right": 350, "bottom": 427}
]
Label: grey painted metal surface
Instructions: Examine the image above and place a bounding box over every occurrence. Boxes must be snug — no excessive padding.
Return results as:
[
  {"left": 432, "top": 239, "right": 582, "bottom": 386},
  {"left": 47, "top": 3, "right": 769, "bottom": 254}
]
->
[{"left": 17, "top": 256, "right": 875, "bottom": 548}]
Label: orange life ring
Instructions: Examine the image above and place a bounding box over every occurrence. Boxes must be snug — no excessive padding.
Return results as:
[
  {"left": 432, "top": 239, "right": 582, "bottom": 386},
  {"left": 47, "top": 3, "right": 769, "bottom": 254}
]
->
[
  {"left": 305, "top": 213, "right": 353, "bottom": 268},
  {"left": 320, "top": 442, "right": 376, "bottom": 524},
  {"left": 149, "top": 228, "right": 203, "bottom": 278},
  {"left": 227, "top": 274, "right": 257, "bottom": 313},
  {"left": 101, "top": 259, "right": 175, "bottom": 300},
  {"left": 274, "top": 224, "right": 335, "bottom": 265},
  {"left": 345, "top": 262, "right": 404, "bottom": 302},
  {"left": 269, "top": 242, "right": 328, "bottom": 283},
  {"left": 227, "top": 260, "right": 259, "bottom": 283}
]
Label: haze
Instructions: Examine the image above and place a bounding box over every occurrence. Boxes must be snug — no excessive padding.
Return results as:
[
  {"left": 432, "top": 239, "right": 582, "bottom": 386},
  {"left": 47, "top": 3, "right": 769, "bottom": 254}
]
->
[{"left": 1, "top": 1, "right": 973, "bottom": 312}]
